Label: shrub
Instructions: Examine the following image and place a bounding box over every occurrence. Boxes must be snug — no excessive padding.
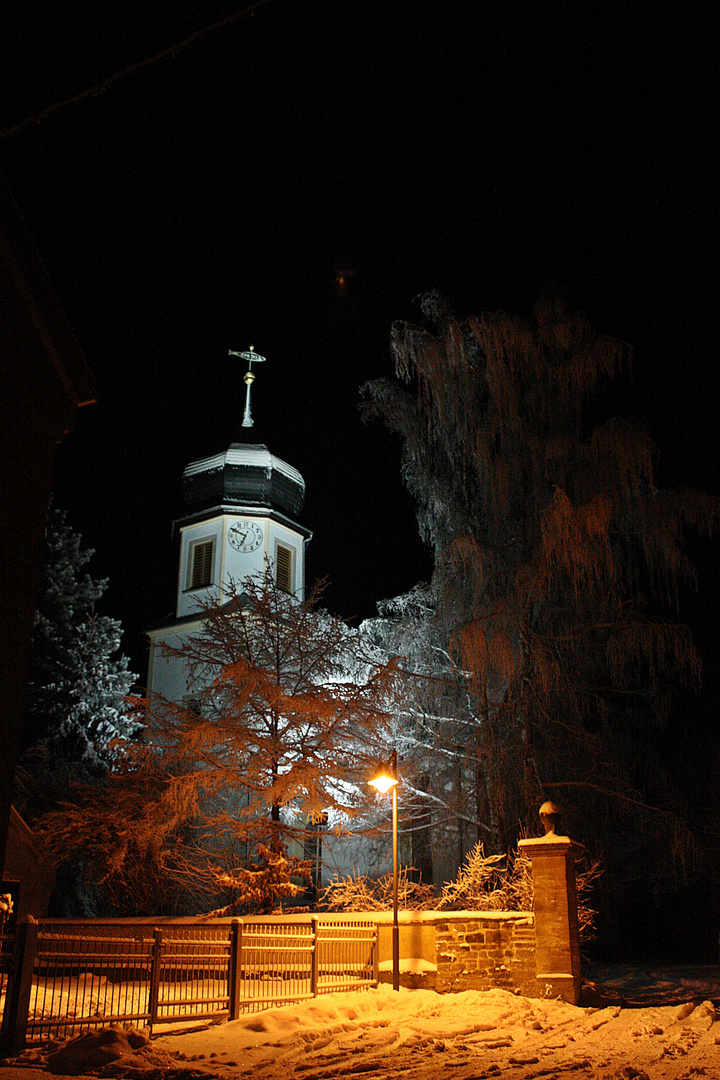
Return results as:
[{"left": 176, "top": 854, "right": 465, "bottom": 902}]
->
[{"left": 321, "top": 840, "right": 601, "bottom": 943}]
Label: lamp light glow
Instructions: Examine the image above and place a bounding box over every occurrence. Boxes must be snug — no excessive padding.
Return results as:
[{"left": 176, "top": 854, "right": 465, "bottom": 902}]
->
[{"left": 368, "top": 770, "right": 398, "bottom": 794}]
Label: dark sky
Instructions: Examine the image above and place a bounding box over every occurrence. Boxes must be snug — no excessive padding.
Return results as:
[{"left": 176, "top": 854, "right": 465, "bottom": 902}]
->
[{"left": 1, "top": 1, "right": 717, "bottom": 680}]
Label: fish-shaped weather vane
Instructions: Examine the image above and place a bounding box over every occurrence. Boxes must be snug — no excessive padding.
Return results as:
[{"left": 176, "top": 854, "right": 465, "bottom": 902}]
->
[{"left": 228, "top": 345, "right": 267, "bottom": 428}]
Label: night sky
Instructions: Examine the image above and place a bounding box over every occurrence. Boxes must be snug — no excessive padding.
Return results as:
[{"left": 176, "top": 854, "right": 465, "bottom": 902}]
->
[{"left": 2, "top": 2, "right": 717, "bottom": 684}]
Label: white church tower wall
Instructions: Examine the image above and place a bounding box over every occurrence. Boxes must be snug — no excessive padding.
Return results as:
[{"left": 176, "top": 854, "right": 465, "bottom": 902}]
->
[{"left": 147, "top": 347, "right": 312, "bottom": 705}]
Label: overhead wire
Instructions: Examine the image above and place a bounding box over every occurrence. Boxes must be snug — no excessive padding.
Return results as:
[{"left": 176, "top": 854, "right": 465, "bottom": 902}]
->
[{"left": 1, "top": 0, "right": 277, "bottom": 140}]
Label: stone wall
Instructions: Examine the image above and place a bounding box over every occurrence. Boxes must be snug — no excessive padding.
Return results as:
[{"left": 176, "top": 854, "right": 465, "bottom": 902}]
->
[
  {"left": 343, "top": 909, "right": 541, "bottom": 997},
  {"left": 433, "top": 912, "right": 537, "bottom": 995}
]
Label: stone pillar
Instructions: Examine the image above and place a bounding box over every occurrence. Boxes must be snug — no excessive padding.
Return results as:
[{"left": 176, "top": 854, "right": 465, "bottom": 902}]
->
[{"left": 518, "top": 835, "right": 581, "bottom": 1003}]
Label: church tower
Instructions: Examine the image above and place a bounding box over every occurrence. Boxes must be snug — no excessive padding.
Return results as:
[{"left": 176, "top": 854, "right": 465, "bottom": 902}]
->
[{"left": 147, "top": 348, "right": 312, "bottom": 702}]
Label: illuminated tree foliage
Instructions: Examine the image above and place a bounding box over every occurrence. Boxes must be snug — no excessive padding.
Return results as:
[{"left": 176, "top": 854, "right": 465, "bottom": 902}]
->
[
  {"left": 363, "top": 290, "right": 717, "bottom": 888},
  {"left": 361, "top": 583, "right": 472, "bottom": 885},
  {"left": 40, "top": 571, "right": 397, "bottom": 915}
]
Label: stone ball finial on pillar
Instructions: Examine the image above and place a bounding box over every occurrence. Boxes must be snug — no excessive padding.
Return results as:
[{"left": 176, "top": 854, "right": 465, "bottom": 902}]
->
[{"left": 539, "top": 800, "right": 562, "bottom": 835}]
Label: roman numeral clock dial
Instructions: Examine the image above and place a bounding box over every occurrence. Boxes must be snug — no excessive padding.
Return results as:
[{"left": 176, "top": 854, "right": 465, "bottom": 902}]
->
[{"left": 228, "top": 521, "right": 263, "bottom": 553}]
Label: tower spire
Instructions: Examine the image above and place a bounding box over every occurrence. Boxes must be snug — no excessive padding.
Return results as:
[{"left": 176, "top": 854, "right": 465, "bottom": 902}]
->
[{"left": 228, "top": 345, "right": 267, "bottom": 428}]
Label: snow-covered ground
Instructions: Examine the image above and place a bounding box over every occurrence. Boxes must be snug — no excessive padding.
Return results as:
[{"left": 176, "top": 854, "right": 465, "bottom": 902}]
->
[{"left": 2, "top": 968, "right": 720, "bottom": 1079}]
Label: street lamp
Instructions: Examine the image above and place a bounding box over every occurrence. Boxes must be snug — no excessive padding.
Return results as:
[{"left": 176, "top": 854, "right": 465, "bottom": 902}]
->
[{"left": 368, "top": 750, "right": 399, "bottom": 991}]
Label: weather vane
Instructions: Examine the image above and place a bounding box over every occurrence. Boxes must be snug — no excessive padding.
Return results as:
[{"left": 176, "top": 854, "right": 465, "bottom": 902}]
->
[{"left": 228, "top": 345, "right": 267, "bottom": 428}]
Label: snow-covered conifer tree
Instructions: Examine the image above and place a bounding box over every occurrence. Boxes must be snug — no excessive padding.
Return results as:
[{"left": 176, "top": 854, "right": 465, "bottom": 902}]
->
[{"left": 24, "top": 508, "right": 138, "bottom": 771}]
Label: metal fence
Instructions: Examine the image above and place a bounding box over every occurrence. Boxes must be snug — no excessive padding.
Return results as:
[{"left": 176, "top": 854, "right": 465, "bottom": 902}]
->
[
  {"left": 234, "top": 921, "right": 315, "bottom": 1013},
  {"left": 233, "top": 920, "right": 377, "bottom": 1013},
  {"left": 0, "top": 916, "right": 378, "bottom": 1052},
  {"left": 154, "top": 927, "right": 232, "bottom": 1024},
  {"left": 30, "top": 932, "right": 155, "bottom": 1034},
  {"left": 317, "top": 921, "right": 377, "bottom": 994}
]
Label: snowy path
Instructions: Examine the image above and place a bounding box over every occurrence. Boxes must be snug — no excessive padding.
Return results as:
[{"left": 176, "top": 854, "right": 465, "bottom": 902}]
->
[{"left": 2, "top": 974, "right": 720, "bottom": 1079}]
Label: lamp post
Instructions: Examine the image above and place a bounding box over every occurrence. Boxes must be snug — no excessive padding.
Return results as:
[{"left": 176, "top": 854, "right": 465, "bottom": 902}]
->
[{"left": 368, "top": 750, "right": 399, "bottom": 991}]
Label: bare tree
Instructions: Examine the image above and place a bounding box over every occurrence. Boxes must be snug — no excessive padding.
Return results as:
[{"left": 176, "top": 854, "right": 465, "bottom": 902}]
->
[{"left": 40, "top": 570, "right": 398, "bottom": 915}]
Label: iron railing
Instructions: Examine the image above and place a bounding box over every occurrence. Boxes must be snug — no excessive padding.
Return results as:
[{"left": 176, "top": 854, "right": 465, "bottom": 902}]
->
[
  {"left": 154, "top": 927, "right": 232, "bottom": 1023},
  {"left": 233, "top": 921, "right": 315, "bottom": 1013},
  {"left": 29, "top": 933, "right": 154, "bottom": 1035},
  {"left": 317, "top": 920, "right": 377, "bottom": 994},
  {"left": 0, "top": 916, "right": 378, "bottom": 1052}
]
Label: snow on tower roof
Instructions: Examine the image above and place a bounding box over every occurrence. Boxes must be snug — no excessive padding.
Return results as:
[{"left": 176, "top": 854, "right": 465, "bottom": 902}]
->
[{"left": 182, "top": 442, "right": 306, "bottom": 518}]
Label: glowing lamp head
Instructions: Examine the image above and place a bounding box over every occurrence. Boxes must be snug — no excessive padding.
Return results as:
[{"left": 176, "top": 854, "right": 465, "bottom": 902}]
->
[{"left": 368, "top": 763, "right": 398, "bottom": 794}]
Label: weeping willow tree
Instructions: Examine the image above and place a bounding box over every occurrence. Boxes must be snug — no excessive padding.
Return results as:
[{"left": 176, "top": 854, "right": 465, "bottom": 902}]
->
[{"left": 363, "top": 290, "right": 717, "bottom": 892}]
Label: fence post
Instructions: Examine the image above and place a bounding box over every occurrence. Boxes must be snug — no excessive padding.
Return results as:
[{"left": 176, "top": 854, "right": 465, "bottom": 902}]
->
[
  {"left": 148, "top": 928, "right": 163, "bottom": 1032},
  {"left": 311, "top": 916, "right": 319, "bottom": 998},
  {"left": 373, "top": 924, "right": 380, "bottom": 987},
  {"left": 0, "top": 915, "right": 38, "bottom": 1056},
  {"left": 228, "top": 919, "right": 242, "bottom": 1020}
]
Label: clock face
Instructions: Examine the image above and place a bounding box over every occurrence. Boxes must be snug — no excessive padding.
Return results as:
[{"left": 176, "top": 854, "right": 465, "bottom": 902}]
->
[{"left": 228, "top": 520, "right": 263, "bottom": 553}]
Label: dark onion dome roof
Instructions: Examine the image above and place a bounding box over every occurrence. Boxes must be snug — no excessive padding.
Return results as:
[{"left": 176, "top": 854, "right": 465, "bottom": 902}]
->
[{"left": 182, "top": 442, "right": 305, "bottom": 518}]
